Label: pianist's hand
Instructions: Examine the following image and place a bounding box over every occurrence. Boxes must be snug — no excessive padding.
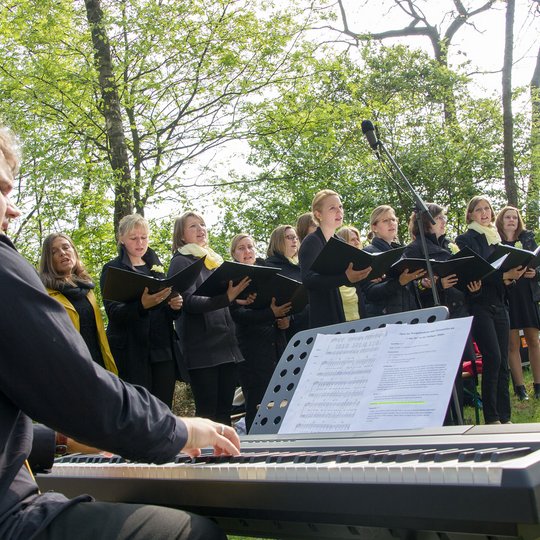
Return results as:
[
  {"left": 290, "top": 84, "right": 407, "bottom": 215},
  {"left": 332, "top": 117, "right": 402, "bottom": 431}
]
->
[{"left": 181, "top": 417, "right": 241, "bottom": 457}]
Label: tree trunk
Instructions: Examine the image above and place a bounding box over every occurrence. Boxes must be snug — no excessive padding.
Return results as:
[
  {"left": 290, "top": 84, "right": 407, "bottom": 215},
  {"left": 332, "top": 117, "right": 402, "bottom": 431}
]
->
[
  {"left": 526, "top": 44, "right": 540, "bottom": 230},
  {"left": 83, "top": 0, "right": 133, "bottom": 233},
  {"left": 502, "top": 0, "right": 517, "bottom": 207}
]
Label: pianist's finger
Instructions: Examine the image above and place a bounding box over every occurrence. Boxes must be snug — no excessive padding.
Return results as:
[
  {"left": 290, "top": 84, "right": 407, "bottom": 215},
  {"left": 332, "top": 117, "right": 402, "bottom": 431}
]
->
[{"left": 181, "top": 417, "right": 241, "bottom": 457}]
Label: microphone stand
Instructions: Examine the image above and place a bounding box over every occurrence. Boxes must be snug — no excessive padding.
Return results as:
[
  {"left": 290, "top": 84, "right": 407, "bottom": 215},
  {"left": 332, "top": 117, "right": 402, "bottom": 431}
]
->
[
  {"left": 372, "top": 136, "right": 463, "bottom": 425},
  {"left": 374, "top": 139, "right": 439, "bottom": 306}
]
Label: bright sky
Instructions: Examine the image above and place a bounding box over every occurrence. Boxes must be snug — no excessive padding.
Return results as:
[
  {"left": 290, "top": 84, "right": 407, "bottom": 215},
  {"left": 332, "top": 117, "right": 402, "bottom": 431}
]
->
[{"left": 338, "top": 0, "right": 539, "bottom": 94}]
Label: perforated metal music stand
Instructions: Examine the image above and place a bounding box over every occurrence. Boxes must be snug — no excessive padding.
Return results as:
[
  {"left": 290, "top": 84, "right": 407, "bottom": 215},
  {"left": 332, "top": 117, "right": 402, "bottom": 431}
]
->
[{"left": 249, "top": 306, "right": 450, "bottom": 435}]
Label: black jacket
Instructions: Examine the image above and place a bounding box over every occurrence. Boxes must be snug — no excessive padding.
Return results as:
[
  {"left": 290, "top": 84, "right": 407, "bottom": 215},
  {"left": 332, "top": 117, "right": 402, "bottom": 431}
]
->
[
  {"left": 100, "top": 246, "right": 179, "bottom": 387},
  {"left": 265, "top": 252, "right": 309, "bottom": 336},
  {"left": 0, "top": 236, "right": 186, "bottom": 540},
  {"left": 404, "top": 234, "right": 469, "bottom": 318},
  {"left": 362, "top": 237, "right": 420, "bottom": 317},
  {"left": 168, "top": 252, "right": 243, "bottom": 370},
  {"left": 298, "top": 227, "right": 350, "bottom": 328},
  {"left": 455, "top": 228, "right": 507, "bottom": 306},
  {"left": 505, "top": 230, "right": 540, "bottom": 303}
]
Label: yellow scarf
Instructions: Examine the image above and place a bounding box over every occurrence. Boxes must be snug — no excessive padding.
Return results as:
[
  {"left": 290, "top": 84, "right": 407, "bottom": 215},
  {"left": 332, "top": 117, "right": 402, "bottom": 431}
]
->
[
  {"left": 468, "top": 221, "right": 501, "bottom": 246},
  {"left": 287, "top": 255, "right": 299, "bottom": 265},
  {"left": 179, "top": 243, "right": 223, "bottom": 270}
]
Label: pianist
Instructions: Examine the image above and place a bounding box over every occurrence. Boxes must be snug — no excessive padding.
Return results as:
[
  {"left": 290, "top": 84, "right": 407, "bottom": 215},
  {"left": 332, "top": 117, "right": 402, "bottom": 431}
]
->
[{"left": 0, "top": 128, "right": 240, "bottom": 540}]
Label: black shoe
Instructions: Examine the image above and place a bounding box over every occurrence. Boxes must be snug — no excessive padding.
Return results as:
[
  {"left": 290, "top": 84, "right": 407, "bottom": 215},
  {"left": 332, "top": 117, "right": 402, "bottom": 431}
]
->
[
  {"left": 534, "top": 383, "right": 540, "bottom": 399},
  {"left": 515, "top": 385, "right": 529, "bottom": 401}
]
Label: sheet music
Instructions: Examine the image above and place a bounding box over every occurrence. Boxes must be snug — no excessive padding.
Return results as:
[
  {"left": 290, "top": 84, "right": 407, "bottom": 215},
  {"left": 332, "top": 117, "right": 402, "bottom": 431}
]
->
[{"left": 278, "top": 317, "right": 472, "bottom": 434}]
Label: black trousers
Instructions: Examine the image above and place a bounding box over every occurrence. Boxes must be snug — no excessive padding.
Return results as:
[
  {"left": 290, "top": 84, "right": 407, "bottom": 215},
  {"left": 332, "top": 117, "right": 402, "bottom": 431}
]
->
[
  {"left": 471, "top": 303, "right": 511, "bottom": 423},
  {"left": 33, "top": 501, "right": 226, "bottom": 540},
  {"left": 188, "top": 362, "right": 238, "bottom": 425},
  {"left": 150, "top": 360, "right": 177, "bottom": 408}
]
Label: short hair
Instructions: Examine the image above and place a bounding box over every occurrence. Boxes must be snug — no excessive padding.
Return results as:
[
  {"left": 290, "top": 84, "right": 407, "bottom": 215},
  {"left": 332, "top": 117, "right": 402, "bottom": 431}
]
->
[
  {"left": 367, "top": 205, "right": 395, "bottom": 241},
  {"left": 336, "top": 226, "right": 362, "bottom": 247},
  {"left": 0, "top": 127, "right": 20, "bottom": 176},
  {"left": 117, "top": 214, "right": 149, "bottom": 247},
  {"left": 230, "top": 233, "right": 253, "bottom": 260},
  {"left": 267, "top": 225, "right": 296, "bottom": 258},
  {"left": 408, "top": 203, "right": 446, "bottom": 238},
  {"left": 311, "top": 189, "right": 339, "bottom": 225},
  {"left": 465, "top": 195, "right": 495, "bottom": 225},
  {"left": 39, "top": 233, "right": 92, "bottom": 290},
  {"left": 172, "top": 211, "right": 205, "bottom": 252},
  {"left": 495, "top": 205, "right": 525, "bottom": 241},
  {"left": 296, "top": 212, "right": 316, "bottom": 242}
]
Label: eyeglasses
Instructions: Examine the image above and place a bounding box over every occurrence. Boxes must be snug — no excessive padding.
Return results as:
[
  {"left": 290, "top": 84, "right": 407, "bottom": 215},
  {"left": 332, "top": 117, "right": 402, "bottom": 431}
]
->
[{"left": 285, "top": 234, "right": 298, "bottom": 241}]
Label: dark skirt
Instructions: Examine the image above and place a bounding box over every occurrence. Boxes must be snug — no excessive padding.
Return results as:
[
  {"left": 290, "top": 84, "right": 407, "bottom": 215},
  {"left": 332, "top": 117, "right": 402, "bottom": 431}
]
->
[{"left": 507, "top": 278, "right": 540, "bottom": 330}]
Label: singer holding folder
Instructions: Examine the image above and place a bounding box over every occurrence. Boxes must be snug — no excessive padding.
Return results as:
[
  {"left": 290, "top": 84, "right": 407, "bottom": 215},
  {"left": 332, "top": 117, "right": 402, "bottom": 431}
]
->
[
  {"left": 495, "top": 206, "right": 540, "bottom": 400},
  {"left": 404, "top": 203, "right": 476, "bottom": 423},
  {"left": 101, "top": 214, "right": 182, "bottom": 408},
  {"left": 362, "top": 205, "right": 424, "bottom": 317},
  {"left": 169, "top": 211, "right": 249, "bottom": 425},
  {"left": 230, "top": 233, "right": 291, "bottom": 430},
  {"left": 456, "top": 196, "right": 525, "bottom": 424},
  {"left": 299, "top": 190, "right": 372, "bottom": 328}
]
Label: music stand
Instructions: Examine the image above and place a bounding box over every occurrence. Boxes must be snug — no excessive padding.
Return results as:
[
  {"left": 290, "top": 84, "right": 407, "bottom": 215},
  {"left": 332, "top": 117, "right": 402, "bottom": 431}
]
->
[{"left": 250, "top": 306, "right": 450, "bottom": 435}]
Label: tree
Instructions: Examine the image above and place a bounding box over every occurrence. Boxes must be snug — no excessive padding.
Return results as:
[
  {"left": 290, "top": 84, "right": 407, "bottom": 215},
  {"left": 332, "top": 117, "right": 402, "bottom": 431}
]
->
[
  {"left": 526, "top": 41, "right": 540, "bottom": 229},
  {"left": 213, "top": 45, "right": 505, "bottom": 248},
  {"left": 0, "top": 0, "right": 318, "bottom": 254},
  {"left": 84, "top": 0, "right": 134, "bottom": 232},
  {"left": 502, "top": 0, "right": 518, "bottom": 206},
  {"left": 335, "top": 0, "right": 497, "bottom": 123}
]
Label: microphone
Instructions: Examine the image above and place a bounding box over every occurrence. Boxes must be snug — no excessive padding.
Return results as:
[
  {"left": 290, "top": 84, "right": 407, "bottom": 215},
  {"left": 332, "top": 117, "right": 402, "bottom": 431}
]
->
[{"left": 361, "top": 120, "right": 379, "bottom": 151}]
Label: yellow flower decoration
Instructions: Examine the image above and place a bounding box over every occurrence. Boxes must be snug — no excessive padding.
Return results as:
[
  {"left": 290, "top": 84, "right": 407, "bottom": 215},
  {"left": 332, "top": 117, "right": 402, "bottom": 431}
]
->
[
  {"left": 515, "top": 241, "right": 523, "bottom": 250},
  {"left": 151, "top": 264, "right": 165, "bottom": 273},
  {"left": 448, "top": 242, "right": 459, "bottom": 254}
]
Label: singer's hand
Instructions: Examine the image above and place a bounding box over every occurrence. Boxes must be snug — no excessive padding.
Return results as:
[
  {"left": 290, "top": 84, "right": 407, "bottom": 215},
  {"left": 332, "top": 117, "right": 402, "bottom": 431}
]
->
[{"left": 345, "top": 263, "right": 371, "bottom": 284}]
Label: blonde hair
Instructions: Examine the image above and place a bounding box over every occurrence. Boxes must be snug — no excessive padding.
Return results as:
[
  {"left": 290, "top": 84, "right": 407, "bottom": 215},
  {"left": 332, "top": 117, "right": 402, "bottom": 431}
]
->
[
  {"left": 230, "top": 233, "right": 253, "bottom": 260},
  {"left": 311, "top": 189, "right": 339, "bottom": 225},
  {"left": 465, "top": 196, "right": 496, "bottom": 225},
  {"left": 267, "top": 225, "right": 296, "bottom": 258},
  {"left": 39, "top": 233, "right": 92, "bottom": 290},
  {"left": 367, "top": 205, "right": 395, "bottom": 241},
  {"left": 172, "top": 211, "right": 206, "bottom": 252},
  {"left": 117, "top": 214, "right": 149, "bottom": 248},
  {"left": 495, "top": 205, "right": 525, "bottom": 241},
  {"left": 337, "top": 226, "right": 362, "bottom": 247},
  {"left": 0, "top": 127, "right": 20, "bottom": 176},
  {"left": 296, "top": 212, "right": 316, "bottom": 242}
]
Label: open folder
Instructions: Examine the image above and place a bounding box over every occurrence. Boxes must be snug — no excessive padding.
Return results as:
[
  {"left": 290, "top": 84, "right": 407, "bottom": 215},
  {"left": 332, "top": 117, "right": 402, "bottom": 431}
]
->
[
  {"left": 194, "top": 261, "right": 279, "bottom": 298},
  {"left": 102, "top": 257, "right": 205, "bottom": 302},
  {"left": 487, "top": 243, "right": 540, "bottom": 271},
  {"left": 248, "top": 274, "right": 308, "bottom": 314},
  {"left": 311, "top": 237, "right": 405, "bottom": 281}
]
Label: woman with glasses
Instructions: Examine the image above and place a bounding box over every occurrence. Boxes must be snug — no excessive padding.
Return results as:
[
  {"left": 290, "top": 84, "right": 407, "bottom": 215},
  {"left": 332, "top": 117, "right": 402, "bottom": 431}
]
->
[
  {"left": 230, "top": 233, "right": 291, "bottom": 430},
  {"left": 403, "top": 204, "right": 476, "bottom": 423},
  {"left": 265, "top": 225, "right": 309, "bottom": 336},
  {"left": 362, "top": 205, "right": 424, "bottom": 317}
]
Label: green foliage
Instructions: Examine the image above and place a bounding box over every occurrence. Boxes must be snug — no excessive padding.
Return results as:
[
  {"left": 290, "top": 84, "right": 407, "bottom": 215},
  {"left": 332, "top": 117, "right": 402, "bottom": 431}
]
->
[{"left": 213, "top": 43, "right": 513, "bottom": 247}]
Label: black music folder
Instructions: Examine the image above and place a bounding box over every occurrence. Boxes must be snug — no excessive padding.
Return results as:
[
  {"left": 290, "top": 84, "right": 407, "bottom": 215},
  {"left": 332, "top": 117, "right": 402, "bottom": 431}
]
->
[
  {"left": 487, "top": 243, "right": 540, "bottom": 271},
  {"left": 311, "top": 237, "right": 406, "bottom": 281},
  {"left": 194, "top": 261, "right": 279, "bottom": 297},
  {"left": 387, "top": 255, "right": 476, "bottom": 280},
  {"left": 248, "top": 274, "right": 308, "bottom": 314},
  {"left": 446, "top": 247, "right": 506, "bottom": 288},
  {"left": 102, "top": 257, "right": 205, "bottom": 302}
]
